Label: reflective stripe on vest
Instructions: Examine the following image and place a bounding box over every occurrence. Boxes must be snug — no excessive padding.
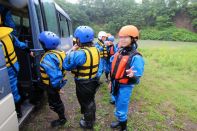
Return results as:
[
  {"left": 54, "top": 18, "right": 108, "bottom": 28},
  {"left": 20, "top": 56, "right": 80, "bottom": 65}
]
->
[
  {"left": 71, "top": 47, "right": 100, "bottom": 79},
  {"left": 97, "top": 41, "right": 107, "bottom": 58},
  {"left": 111, "top": 50, "right": 141, "bottom": 84},
  {"left": 40, "top": 50, "right": 67, "bottom": 85},
  {"left": 1, "top": 35, "right": 18, "bottom": 68}
]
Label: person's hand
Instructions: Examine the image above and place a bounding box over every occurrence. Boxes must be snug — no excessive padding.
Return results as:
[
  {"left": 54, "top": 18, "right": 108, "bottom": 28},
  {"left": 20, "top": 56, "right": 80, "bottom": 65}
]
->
[
  {"left": 63, "top": 77, "right": 67, "bottom": 81},
  {"left": 126, "top": 66, "right": 137, "bottom": 78},
  {"left": 30, "top": 51, "right": 34, "bottom": 57},
  {"left": 72, "top": 44, "right": 79, "bottom": 51},
  {"left": 108, "top": 41, "right": 113, "bottom": 46},
  {"left": 59, "top": 89, "right": 64, "bottom": 94},
  {"left": 104, "top": 41, "right": 110, "bottom": 46}
]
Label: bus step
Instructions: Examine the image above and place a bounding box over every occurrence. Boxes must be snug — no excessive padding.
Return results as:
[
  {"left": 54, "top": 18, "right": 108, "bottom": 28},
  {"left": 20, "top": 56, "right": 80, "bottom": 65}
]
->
[{"left": 18, "top": 100, "right": 34, "bottom": 126}]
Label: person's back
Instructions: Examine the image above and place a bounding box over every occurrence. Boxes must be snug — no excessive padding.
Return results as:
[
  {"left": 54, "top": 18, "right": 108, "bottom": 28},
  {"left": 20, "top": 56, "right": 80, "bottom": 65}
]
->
[
  {"left": 63, "top": 26, "right": 99, "bottom": 129},
  {"left": 39, "top": 31, "right": 67, "bottom": 127},
  {"left": 71, "top": 46, "right": 99, "bottom": 79}
]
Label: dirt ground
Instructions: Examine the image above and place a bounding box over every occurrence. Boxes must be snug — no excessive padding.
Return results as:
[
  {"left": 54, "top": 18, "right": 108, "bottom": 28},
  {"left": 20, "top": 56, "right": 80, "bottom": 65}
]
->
[
  {"left": 20, "top": 72, "right": 197, "bottom": 131},
  {"left": 20, "top": 75, "right": 127, "bottom": 131}
]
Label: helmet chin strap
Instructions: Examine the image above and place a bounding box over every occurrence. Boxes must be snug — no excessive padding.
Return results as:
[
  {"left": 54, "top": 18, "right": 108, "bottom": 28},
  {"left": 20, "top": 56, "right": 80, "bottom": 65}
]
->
[
  {"left": 130, "top": 37, "right": 138, "bottom": 50},
  {"left": 131, "top": 41, "right": 138, "bottom": 50}
]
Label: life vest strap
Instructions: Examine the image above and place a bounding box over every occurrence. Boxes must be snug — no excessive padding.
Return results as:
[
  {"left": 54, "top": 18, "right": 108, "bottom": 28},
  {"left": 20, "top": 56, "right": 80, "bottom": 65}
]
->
[
  {"left": 72, "top": 70, "right": 97, "bottom": 77},
  {"left": 111, "top": 50, "right": 142, "bottom": 84}
]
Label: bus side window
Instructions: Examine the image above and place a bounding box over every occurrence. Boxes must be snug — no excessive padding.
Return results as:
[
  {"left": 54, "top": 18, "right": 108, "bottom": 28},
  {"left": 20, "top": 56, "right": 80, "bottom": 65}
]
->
[
  {"left": 12, "top": 15, "right": 32, "bottom": 47},
  {"left": 11, "top": 15, "right": 20, "bottom": 35},
  {"left": 59, "top": 13, "right": 69, "bottom": 38},
  {"left": 42, "top": 1, "right": 59, "bottom": 36},
  {"left": 68, "top": 20, "right": 73, "bottom": 36}
]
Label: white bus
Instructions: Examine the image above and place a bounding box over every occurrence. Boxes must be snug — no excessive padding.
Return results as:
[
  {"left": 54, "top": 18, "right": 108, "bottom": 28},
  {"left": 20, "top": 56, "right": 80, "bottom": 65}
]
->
[{"left": 0, "top": 0, "right": 73, "bottom": 130}]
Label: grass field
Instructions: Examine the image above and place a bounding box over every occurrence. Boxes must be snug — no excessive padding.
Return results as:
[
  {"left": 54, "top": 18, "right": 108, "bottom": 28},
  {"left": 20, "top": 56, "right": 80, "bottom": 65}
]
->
[
  {"left": 21, "top": 40, "right": 197, "bottom": 131},
  {"left": 130, "top": 40, "right": 197, "bottom": 130}
]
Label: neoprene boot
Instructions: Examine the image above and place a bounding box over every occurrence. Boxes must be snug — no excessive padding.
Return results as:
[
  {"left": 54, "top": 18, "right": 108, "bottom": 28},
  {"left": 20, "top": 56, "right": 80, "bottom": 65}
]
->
[
  {"left": 15, "top": 101, "right": 22, "bottom": 118},
  {"left": 79, "top": 117, "right": 93, "bottom": 129},
  {"left": 110, "top": 121, "right": 120, "bottom": 128},
  {"left": 51, "top": 116, "right": 67, "bottom": 128},
  {"left": 120, "top": 120, "right": 127, "bottom": 131}
]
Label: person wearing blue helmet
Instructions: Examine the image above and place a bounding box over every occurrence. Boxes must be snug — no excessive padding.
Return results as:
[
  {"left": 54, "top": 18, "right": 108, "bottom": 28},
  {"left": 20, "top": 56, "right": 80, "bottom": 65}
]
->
[
  {"left": 63, "top": 26, "right": 100, "bottom": 129},
  {"left": 104, "top": 35, "right": 117, "bottom": 104},
  {"left": 105, "top": 35, "right": 115, "bottom": 82},
  {"left": 39, "top": 31, "right": 67, "bottom": 127}
]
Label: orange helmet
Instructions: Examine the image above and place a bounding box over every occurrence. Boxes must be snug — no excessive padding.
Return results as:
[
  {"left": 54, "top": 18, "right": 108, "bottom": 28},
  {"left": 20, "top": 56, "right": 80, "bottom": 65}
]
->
[{"left": 118, "top": 25, "right": 139, "bottom": 38}]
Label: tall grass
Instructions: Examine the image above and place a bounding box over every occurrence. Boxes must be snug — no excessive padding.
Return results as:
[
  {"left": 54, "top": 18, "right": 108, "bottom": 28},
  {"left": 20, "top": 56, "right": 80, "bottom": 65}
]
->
[{"left": 130, "top": 41, "right": 197, "bottom": 130}]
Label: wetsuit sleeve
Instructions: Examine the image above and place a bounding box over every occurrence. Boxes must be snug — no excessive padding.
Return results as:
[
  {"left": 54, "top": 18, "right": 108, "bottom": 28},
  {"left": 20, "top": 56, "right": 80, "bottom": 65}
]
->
[
  {"left": 95, "top": 42, "right": 104, "bottom": 51},
  {"left": 128, "top": 55, "right": 145, "bottom": 84},
  {"left": 63, "top": 50, "right": 86, "bottom": 71},
  {"left": 12, "top": 36, "right": 29, "bottom": 50}
]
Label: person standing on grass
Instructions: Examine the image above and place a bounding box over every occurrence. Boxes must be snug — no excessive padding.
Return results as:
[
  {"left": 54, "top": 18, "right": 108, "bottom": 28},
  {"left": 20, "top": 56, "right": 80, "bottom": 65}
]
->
[
  {"left": 104, "top": 34, "right": 115, "bottom": 83},
  {"left": 105, "top": 35, "right": 117, "bottom": 104},
  {"left": 63, "top": 26, "right": 100, "bottom": 129},
  {"left": 95, "top": 31, "right": 107, "bottom": 83},
  {"left": 109, "top": 25, "right": 145, "bottom": 131}
]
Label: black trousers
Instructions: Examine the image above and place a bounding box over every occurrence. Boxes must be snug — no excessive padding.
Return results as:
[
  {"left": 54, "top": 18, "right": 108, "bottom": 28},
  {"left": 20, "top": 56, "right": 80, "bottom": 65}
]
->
[
  {"left": 46, "top": 86, "right": 65, "bottom": 119},
  {"left": 75, "top": 78, "right": 99, "bottom": 122}
]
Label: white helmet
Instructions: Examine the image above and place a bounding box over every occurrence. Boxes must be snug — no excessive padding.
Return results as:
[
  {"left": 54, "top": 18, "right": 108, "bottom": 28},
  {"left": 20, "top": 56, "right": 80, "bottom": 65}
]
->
[
  {"left": 9, "top": 0, "right": 28, "bottom": 9},
  {"left": 98, "top": 31, "right": 107, "bottom": 40}
]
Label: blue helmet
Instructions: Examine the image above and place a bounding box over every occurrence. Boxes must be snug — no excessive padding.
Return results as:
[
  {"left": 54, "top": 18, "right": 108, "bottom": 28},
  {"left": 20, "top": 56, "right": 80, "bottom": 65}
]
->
[
  {"left": 74, "top": 26, "right": 94, "bottom": 44},
  {"left": 39, "top": 31, "right": 60, "bottom": 50},
  {"left": 108, "top": 35, "right": 115, "bottom": 42}
]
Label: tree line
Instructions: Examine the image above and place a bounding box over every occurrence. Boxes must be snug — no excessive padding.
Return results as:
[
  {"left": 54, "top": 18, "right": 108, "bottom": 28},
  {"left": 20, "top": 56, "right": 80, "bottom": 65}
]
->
[{"left": 55, "top": 0, "right": 197, "bottom": 41}]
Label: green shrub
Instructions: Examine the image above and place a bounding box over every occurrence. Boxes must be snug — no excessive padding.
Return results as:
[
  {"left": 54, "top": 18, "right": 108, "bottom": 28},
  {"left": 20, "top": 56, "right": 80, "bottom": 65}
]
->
[{"left": 140, "top": 27, "right": 197, "bottom": 42}]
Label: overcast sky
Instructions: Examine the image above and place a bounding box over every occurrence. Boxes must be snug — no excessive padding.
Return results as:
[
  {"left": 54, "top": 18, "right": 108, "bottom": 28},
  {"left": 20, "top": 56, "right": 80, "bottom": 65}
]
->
[{"left": 65, "top": 0, "right": 142, "bottom": 4}]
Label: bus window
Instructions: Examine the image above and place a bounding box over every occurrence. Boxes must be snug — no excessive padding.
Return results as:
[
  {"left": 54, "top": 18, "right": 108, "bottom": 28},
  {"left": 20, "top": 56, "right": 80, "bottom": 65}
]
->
[
  {"left": 68, "top": 20, "right": 73, "bottom": 36},
  {"left": 42, "top": 1, "right": 59, "bottom": 35},
  {"left": 56, "top": 12, "right": 72, "bottom": 52},
  {"left": 34, "top": 0, "right": 43, "bottom": 32},
  {"left": 12, "top": 15, "right": 32, "bottom": 48},
  {"left": 12, "top": 15, "right": 20, "bottom": 28},
  {"left": 59, "top": 13, "right": 69, "bottom": 38}
]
